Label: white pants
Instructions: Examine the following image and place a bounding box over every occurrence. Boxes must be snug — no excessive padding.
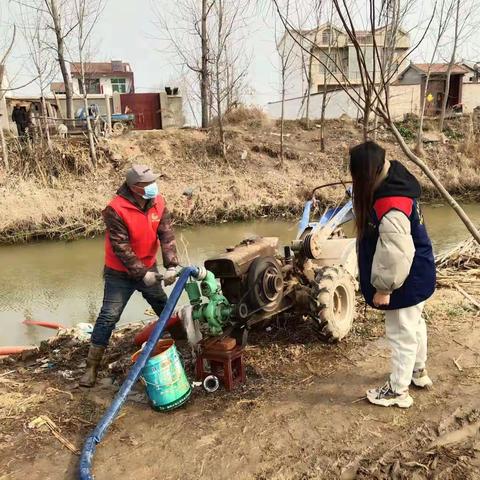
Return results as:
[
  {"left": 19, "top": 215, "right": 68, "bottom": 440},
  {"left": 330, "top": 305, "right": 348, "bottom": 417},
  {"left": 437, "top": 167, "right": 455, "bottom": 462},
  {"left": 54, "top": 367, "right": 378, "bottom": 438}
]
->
[{"left": 385, "top": 302, "right": 427, "bottom": 393}]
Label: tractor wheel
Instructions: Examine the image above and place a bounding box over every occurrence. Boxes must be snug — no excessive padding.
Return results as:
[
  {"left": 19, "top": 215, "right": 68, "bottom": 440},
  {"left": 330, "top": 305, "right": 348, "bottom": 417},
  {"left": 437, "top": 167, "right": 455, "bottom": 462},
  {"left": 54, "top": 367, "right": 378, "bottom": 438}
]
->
[
  {"left": 112, "top": 122, "right": 125, "bottom": 135},
  {"left": 310, "top": 266, "right": 355, "bottom": 342}
]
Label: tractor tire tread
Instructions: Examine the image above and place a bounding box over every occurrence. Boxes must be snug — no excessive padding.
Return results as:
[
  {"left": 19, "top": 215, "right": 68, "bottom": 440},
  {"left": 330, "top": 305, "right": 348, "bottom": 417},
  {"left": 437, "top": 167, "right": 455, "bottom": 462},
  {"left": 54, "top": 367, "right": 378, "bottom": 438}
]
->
[{"left": 310, "top": 266, "right": 355, "bottom": 342}]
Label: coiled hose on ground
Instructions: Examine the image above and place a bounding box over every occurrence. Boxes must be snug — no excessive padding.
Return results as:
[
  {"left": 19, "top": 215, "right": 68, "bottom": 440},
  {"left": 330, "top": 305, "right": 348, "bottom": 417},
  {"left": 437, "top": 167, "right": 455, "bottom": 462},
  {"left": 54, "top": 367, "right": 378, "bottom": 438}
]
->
[{"left": 78, "top": 266, "right": 200, "bottom": 480}]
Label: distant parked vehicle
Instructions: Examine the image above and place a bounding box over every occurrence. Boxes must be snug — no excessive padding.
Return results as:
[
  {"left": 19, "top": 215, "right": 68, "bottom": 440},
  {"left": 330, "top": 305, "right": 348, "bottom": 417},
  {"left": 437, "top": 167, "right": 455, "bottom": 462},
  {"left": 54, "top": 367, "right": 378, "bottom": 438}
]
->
[{"left": 109, "top": 113, "right": 135, "bottom": 135}]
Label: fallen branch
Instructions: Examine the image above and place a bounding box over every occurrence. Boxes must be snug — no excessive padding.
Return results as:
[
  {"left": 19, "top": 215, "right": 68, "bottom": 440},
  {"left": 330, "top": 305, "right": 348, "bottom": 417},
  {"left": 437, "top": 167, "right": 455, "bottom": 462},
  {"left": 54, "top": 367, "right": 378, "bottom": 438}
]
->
[
  {"left": 453, "top": 355, "right": 463, "bottom": 372},
  {"left": 452, "top": 338, "right": 480, "bottom": 355},
  {"left": 453, "top": 284, "right": 480, "bottom": 309},
  {"left": 351, "top": 395, "right": 367, "bottom": 404}
]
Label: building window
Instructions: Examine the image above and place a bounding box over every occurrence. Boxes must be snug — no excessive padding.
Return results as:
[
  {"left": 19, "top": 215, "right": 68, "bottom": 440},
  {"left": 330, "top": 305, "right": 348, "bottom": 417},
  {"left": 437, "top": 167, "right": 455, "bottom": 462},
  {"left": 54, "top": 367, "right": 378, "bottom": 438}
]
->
[
  {"left": 79, "top": 78, "right": 101, "bottom": 94},
  {"left": 317, "top": 51, "right": 339, "bottom": 73},
  {"left": 111, "top": 78, "right": 127, "bottom": 93},
  {"left": 322, "top": 29, "right": 332, "bottom": 44}
]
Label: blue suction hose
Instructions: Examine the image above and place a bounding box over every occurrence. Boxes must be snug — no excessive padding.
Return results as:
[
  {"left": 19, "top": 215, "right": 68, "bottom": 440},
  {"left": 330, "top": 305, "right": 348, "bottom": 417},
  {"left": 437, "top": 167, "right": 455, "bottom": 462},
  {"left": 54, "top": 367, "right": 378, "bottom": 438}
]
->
[{"left": 79, "top": 266, "right": 200, "bottom": 480}]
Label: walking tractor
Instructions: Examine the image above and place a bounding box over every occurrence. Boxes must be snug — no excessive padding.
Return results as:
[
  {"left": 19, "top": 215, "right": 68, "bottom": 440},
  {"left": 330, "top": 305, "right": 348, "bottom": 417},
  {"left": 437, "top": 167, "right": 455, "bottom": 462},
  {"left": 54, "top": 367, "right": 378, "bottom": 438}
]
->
[
  {"left": 184, "top": 183, "right": 358, "bottom": 344},
  {"left": 79, "top": 186, "right": 359, "bottom": 477}
]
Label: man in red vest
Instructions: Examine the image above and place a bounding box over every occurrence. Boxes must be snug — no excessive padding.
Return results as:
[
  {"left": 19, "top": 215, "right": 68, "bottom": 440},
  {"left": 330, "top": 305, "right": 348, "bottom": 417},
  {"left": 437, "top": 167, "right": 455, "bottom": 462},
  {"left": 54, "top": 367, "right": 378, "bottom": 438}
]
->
[{"left": 80, "top": 164, "right": 179, "bottom": 387}]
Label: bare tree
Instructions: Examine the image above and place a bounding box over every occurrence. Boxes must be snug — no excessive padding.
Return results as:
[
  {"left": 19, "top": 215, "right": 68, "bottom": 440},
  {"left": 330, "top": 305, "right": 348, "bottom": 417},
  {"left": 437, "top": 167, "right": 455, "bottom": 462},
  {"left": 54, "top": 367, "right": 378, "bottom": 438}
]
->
[
  {"left": 201, "top": 0, "right": 210, "bottom": 128},
  {"left": 72, "top": 0, "right": 105, "bottom": 165},
  {"left": 11, "top": 0, "right": 77, "bottom": 119},
  {"left": 209, "top": 0, "right": 250, "bottom": 157},
  {"left": 415, "top": 0, "right": 454, "bottom": 154},
  {"left": 44, "top": 0, "right": 77, "bottom": 120},
  {"left": 153, "top": 0, "right": 214, "bottom": 128},
  {"left": 272, "top": 0, "right": 480, "bottom": 244},
  {"left": 438, "top": 0, "right": 459, "bottom": 131},
  {"left": 319, "top": 8, "right": 342, "bottom": 151},
  {"left": 19, "top": 4, "right": 57, "bottom": 150},
  {"left": 276, "top": 0, "right": 295, "bottom": 166},
  {"left": 213, "top": 0, "right": 227, "bottom": 157},
  {"left": 153, "top": 0, "right": 251, "bottom": 132},
  {"left": 291, "top": 0, "right": 322, "bottom": 129},
  {"left": 0, "top": 25, "right": 16, "bottom": 170},
  {"left": 436, "top": 0, "right": 478, "bottom": 131}
]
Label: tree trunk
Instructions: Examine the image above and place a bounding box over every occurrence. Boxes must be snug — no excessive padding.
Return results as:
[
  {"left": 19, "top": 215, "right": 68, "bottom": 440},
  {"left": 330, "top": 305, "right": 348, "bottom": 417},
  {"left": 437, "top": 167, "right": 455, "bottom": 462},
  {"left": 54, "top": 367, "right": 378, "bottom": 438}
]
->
[
  {"left": 0, "top": 124, "right": 8, "bottom": 171},
  {"left": 389, "top": 120, "right": 480, "bottom": 243},
  {"left": 83, "top": 95, "right": 97, "bottom": 166},
  {"left": 41, "top": 95, "right": 52, "bottom": 150},
  {"left": 49, "top": 0, "right": 74, "bottom": 119},
  {"left": 415, "top": 72, "right": 432, "bottom": 155},
  {"left": 80, "top": 62, "right": 97, "bottom": 165},
  {"left": 201, "top": 0, "right": 209, "bottom": 128},
  {"left": 320, "top": 84, "right": 327, "bottom": 152},
  {"left": 320, "top": 27, "right": 334, "bottom": 152},
  {"left": 215, "top": 0, "right": 226, "bottom": 159},
  {"left": 363, "top": 91, "right": 371, "bottom": 141},
  {"left": 105, "top": 94, "right": 112, "bottom": 136},
  {"left": 438, "top": 68, "right": 453, "bottom": 132},
  {"left": 439, "top": 0, "right": 460, "bottom": 132},
  {"left": 280, "top": 82, "right": 285, "bottom": 166},
  {"left": 305, "top": 45, "right": 314, "bottom": 129}
]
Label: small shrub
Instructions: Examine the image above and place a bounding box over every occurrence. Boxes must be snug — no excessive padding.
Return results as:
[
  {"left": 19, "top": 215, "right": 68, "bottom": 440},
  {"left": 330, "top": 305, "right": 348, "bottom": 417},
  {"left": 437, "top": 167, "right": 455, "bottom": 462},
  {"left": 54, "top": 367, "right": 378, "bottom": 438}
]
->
[
  {"left": 444, "top": 127, "right": 464, "bottom": 141},
  {"left": 395, "top": 123, "right": 415, "bottom": 141},
  {"left": 223, "top": 106, "right": 269, "bottom": 128}
]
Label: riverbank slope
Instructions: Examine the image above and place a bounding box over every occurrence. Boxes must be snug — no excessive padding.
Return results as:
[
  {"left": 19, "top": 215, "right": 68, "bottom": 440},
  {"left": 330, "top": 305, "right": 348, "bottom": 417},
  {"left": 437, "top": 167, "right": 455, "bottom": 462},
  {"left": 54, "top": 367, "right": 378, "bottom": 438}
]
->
[{"left": 1, "top": 111, "right": 479, "bottom": 243}]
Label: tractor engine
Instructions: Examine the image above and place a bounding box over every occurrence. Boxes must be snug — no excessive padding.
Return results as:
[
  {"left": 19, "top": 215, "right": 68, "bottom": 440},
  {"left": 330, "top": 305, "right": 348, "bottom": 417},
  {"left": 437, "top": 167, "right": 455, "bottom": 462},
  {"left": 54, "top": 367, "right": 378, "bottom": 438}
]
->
[{"left": 204, "top": 237, "right": 289, "bottom": 325}]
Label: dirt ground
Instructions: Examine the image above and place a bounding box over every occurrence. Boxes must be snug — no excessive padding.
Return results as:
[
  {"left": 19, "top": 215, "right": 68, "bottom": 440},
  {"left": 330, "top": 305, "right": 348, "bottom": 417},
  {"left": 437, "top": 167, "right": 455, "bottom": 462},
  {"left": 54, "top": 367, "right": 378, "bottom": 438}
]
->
[{"left": 1, "top": 283, "right": 479, "bottom": 480}]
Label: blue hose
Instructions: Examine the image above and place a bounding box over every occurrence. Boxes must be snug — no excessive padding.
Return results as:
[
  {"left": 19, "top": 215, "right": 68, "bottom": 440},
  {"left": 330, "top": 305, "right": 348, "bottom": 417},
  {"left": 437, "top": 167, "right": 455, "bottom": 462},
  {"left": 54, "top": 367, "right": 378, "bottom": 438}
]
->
[{"left": 78, "top": 266, "right": 199, "bottom": 480}]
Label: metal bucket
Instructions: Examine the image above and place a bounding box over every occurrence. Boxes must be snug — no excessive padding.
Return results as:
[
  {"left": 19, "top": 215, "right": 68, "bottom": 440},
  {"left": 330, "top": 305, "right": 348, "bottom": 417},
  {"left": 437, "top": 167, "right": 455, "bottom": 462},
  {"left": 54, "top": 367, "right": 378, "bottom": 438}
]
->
[{"left": 133, "top": 339, "right": 191, "bottom": 412}]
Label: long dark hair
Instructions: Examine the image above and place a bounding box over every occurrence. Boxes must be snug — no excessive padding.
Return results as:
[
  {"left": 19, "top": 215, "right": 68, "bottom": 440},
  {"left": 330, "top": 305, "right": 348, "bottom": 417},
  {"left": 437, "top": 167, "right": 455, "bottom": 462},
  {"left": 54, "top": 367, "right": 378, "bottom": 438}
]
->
[{"left": 349, "top": 141, "right": 385, "bottom": 239}]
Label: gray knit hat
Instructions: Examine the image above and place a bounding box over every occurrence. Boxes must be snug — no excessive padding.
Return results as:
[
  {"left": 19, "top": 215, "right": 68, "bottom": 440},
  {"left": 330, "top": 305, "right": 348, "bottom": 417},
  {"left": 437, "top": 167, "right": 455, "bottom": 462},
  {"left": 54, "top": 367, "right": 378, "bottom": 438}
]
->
[{"left": 126, "top": 164, "right": 160, "bottom": 186}]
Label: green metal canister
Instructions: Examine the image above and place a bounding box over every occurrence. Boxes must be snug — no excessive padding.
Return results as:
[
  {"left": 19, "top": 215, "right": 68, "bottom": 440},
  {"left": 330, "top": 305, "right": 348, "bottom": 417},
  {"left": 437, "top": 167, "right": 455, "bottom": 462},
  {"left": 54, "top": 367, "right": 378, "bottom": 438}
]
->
[{"left": 133, "top": 339, "right": 191, "bottom": 411}]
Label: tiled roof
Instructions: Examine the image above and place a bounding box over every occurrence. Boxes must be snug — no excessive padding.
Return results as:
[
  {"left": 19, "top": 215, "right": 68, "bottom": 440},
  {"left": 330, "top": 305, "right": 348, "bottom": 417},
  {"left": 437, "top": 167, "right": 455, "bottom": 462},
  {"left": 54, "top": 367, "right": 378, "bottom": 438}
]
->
[
  {"left": 50, "top": 81, "right": 66, "bottom": 92},
  {"left": 413, "top": 63, "right": 470, "bottom": 75},
  {"left": 70, "top": 61, "right": 132, "bottom": 75}
]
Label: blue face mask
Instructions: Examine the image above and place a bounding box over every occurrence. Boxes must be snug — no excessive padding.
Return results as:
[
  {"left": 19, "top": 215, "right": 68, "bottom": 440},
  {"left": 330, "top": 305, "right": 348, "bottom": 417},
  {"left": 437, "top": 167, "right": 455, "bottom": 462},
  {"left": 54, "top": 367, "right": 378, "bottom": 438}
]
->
[{"left": 142, "top": 182, "right": 158, "bottom": 200}]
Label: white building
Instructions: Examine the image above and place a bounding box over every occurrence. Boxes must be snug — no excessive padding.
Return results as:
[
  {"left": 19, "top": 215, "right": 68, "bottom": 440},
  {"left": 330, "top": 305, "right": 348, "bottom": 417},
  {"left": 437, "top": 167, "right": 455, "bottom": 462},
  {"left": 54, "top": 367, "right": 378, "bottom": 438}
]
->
[
  {"left": 50, "top": 60, "right": 135, "bottom": 97},
  {"left": 0, "top": 65, "right": 10, "bottom": 131},
  {"left": 278, "top": 23, "right": 411, "bottom": 100}
]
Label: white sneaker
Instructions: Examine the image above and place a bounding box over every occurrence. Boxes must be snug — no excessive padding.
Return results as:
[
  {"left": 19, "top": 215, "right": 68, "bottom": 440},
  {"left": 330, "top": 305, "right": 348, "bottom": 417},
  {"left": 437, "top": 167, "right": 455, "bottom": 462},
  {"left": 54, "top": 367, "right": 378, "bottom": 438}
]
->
[
  {"left": 412, "top": 368, "right": 433, "bottom": 388},
  {"left": 366, "top": 381, "right": 413, "bottom": 408}
]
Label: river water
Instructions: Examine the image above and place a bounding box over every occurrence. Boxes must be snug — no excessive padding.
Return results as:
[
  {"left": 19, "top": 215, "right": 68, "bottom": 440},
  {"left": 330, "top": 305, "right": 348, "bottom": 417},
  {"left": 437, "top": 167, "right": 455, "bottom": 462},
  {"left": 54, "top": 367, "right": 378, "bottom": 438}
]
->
[{"left": 1, "top": 203, "right": 480, "bottom": 347}]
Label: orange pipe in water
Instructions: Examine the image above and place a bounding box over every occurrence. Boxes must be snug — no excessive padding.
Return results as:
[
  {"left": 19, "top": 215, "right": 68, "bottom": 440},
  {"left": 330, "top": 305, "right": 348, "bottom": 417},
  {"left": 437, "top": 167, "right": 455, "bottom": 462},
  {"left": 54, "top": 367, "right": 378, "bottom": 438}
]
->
[
  {"left": 23, "top": 320, "right": 66, "bottom": 330},
  {"left": 0, "top": 345, "right": 37, "bottom": 356},
  {"left": 134, "top": 314, "right": 180, "bottom": 346}
]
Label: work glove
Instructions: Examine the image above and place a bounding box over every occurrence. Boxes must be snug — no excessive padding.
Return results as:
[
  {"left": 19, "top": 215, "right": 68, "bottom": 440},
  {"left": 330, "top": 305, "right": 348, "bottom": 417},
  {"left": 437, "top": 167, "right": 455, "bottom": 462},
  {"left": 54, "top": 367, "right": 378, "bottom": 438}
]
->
[
  {"left": 142, "top": 271, "right": 159, "bottom": 287},
  {"left": 163, "top": 267, "right": 178, "bottom": 287}
]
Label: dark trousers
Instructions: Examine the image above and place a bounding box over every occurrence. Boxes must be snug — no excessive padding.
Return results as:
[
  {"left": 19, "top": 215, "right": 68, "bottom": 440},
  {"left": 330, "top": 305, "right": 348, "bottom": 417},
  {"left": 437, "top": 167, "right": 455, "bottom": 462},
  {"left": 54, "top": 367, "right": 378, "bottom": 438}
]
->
[
  {"left": 16, "top": 122, "right": 27, "bottom": 138},
  {"left": 91, "top": 271, "right": 167, "bottom": 347}
]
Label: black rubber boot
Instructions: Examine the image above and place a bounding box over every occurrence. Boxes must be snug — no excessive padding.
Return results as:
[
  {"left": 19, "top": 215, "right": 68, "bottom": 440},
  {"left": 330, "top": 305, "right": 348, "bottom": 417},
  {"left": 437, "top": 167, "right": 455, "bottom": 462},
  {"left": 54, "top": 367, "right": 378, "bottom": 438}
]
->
[{"left": 79, "top": 345, "right": 106, "bottom": 387}]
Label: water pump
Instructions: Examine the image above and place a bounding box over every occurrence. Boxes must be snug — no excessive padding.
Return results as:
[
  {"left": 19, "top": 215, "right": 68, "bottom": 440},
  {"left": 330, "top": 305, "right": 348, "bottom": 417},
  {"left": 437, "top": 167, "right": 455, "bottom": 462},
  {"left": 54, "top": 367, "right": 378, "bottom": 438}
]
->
[{"left": 184, "top": 270, "right": 232, "bottom": 335}]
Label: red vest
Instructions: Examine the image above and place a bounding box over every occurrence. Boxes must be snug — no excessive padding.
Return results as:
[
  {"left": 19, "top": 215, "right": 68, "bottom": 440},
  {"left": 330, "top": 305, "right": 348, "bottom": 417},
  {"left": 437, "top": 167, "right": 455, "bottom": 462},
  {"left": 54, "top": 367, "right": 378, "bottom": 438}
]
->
[{"left": 105, "top": 194, "right": 165, "bottom": 272}]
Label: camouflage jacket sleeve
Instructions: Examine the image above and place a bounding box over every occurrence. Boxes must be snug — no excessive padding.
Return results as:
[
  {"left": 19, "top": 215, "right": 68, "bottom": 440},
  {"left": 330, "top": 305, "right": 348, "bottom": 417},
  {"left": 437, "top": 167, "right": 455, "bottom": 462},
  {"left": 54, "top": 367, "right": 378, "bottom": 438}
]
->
[
  {"left": 157, "top": 206, "right": 179, "bottom": 268},
  {"left": 103, "top": 206, "right": 148, "bottom": 281}
]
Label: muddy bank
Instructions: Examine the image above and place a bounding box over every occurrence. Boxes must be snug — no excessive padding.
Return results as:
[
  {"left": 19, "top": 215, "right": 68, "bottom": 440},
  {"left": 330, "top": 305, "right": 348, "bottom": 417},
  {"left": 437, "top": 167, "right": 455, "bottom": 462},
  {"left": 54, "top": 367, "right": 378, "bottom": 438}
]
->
[{"left": 1, "top": 113, "right": 480, "bottom": 243}]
